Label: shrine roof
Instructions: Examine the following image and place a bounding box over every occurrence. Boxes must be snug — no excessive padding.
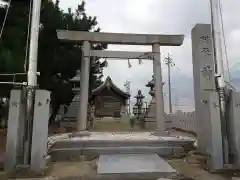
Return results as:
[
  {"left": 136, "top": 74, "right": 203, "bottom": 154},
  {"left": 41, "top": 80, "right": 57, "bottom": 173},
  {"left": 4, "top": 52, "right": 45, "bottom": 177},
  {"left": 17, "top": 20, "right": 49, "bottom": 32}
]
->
[{"left": 92, "top": 76, "right": 130, "bottom": 99}]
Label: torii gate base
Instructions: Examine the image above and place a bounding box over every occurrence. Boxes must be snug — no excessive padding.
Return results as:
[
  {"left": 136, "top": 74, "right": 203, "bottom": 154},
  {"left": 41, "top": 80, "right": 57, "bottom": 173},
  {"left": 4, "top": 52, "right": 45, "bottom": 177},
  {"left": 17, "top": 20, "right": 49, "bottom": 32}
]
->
[{"left": 57, "top": 30, "right": 184, "bottom": 133}]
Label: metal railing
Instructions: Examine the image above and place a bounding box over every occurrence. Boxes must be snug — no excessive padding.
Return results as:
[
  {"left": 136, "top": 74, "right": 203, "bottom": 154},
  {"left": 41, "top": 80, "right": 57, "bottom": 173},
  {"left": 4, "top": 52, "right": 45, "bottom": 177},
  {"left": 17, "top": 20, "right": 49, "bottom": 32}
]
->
[{"left": 0, "top": 72, "right": 40, "bottom": 86}]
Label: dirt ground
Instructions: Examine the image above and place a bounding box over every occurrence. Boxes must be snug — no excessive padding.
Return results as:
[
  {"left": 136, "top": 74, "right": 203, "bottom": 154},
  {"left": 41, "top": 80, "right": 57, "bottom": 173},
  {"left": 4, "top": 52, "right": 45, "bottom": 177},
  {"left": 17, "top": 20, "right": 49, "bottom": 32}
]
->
[
  {"left": 49, "top": 159, "right": 97, "bottom": 179},
  {"left": 43, "top": 156, "right": 235, "bottom": 180},
  {"left": 168, "top": 158, "right": 231, "bottom": 180},
  {"left": 0, "top": 156, "right": 229, "bottom": 180}
]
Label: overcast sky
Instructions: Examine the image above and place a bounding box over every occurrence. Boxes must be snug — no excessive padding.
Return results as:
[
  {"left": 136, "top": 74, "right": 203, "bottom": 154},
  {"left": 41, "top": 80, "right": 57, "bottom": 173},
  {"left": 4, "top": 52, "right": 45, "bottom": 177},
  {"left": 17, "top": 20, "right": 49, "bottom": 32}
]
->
[
  {"left": 57, "top": 0, "right": 240, "bottom": 112},
  {"left": 2, "top": 0, "right": 240, "bottom": 112}
]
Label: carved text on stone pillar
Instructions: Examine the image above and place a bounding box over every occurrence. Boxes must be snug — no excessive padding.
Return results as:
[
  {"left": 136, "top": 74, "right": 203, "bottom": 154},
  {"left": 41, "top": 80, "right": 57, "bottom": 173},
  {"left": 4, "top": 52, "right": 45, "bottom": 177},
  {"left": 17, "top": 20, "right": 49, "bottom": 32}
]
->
[
  {"left": 199, "top": 34, "right": 214, "bottom": 81},
  {"left": 199, "top": 36, "right": 210, "bottom": 44},
  {"left": 199, "top": 35, "right": 212, "bottom": 56},
  {"left": 201, "top": 64, "right": 213, "bottom": 80},
  {"left": 200, "top": 47, "right": 212, "bottom": 56}
]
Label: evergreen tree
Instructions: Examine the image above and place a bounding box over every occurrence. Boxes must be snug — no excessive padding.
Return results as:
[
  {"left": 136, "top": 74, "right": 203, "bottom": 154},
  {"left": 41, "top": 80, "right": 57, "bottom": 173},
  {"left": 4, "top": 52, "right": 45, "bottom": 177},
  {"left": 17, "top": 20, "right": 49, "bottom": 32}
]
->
[
  {"left": 0, "top": 0, "right": 107, "bottom": 125},
  {"left": 0, "top": 0, "right": 107, "bottom": 95}
]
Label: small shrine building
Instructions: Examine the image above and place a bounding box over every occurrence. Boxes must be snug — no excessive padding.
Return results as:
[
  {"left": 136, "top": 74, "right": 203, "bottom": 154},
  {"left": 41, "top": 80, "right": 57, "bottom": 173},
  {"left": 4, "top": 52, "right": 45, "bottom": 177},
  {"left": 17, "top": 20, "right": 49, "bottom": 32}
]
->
[
  {"left": 91, "top": 77, "right": 130, "bottom": 118},
  {"left": 66, "top": 71, "right": 130, "bottom": 119}
]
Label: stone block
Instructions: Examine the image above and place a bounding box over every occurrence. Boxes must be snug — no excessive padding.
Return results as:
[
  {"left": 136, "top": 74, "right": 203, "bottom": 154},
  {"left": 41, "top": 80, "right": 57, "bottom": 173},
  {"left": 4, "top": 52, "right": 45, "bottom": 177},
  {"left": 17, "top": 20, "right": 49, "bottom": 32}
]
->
[
  {"left": 97, "top": 154, "right": 176, "bottom": 174},
  {"left": 191, "top": 24, "right": 216, "bottom": 153},
  {"left": 31, "top": 90, "right": 51, "bottom": 172}
]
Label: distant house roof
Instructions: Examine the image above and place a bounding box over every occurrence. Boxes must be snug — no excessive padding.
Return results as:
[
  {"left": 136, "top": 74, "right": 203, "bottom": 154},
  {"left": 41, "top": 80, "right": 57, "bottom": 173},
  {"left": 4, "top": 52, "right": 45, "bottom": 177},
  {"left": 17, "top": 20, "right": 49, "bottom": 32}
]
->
[{"left": 92, "top": 76, "right": 130, "bottom": 99}]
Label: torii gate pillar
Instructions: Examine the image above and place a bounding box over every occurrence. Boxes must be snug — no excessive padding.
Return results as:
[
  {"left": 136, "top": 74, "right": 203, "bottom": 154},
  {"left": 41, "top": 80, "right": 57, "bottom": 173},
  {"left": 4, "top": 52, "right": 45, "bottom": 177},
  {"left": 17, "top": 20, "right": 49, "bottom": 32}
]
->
[
  {"left": 78, "top": 41, "right": 91, "bottom": 130},
  {"left": 152, "top": 44, "right": 165, "bottom": 131}
]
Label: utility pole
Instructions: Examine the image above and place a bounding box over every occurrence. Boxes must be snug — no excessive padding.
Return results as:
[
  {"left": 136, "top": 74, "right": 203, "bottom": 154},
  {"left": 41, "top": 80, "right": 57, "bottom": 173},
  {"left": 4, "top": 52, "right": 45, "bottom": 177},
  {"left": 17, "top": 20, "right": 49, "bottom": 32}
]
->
[
  {"left": 164, "top": 53, "right": 175, "bottom": 114},
  {"left": 24, "top": 0, "right": 42, "bottom": 164},
  {"left": 124, "top": 80, "right": 131, "bottom": 114},
  {"left": 209, "top": 0, "right": 228, "bottom": 164}
]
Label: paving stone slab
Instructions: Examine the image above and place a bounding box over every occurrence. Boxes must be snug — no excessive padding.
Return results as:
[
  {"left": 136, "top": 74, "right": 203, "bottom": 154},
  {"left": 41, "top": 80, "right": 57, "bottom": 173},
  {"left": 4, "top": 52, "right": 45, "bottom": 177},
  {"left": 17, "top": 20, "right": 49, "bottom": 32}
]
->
[{"left": 97, "top": 153, "right": 176, "bottom": 174}]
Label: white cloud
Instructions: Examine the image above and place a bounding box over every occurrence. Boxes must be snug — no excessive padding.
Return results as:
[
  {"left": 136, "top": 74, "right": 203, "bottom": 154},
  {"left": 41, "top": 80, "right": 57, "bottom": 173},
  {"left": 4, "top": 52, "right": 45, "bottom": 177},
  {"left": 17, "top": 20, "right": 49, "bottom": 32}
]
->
[{"left": 58, "top": 0, "right": 240, "bottom": 112}]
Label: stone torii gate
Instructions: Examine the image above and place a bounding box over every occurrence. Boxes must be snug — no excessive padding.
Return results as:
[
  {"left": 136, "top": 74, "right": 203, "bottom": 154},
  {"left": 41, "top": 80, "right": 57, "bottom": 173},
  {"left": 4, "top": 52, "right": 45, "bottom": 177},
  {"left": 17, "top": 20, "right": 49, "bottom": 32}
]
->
[{"left": 57, "top": 30, "right": 184, "bottom": 132}]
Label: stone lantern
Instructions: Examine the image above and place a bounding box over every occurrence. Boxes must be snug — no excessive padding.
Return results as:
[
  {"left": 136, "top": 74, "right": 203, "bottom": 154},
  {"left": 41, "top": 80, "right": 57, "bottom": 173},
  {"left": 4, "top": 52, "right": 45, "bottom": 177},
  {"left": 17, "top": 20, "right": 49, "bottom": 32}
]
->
[
  {"left": 146, "top": 75, "right": 155, "bottom": 97},
  {"left": 145, "top": 75, "right": 165, "bottom": 128},
  {"left": 64, "top": 70, "right": 81, "bottom": 121},
  {"left": 133, "top": 90, "right": 145, "bottom": 119},
  {"left": 133, "top": 90, "right": 146, "bottom": 129},
  {"left": 146, "top": 75, "right": 165, "bottom": 98},
  {"left": 70, "top": 70, "right": 81, "bottom": 95}
]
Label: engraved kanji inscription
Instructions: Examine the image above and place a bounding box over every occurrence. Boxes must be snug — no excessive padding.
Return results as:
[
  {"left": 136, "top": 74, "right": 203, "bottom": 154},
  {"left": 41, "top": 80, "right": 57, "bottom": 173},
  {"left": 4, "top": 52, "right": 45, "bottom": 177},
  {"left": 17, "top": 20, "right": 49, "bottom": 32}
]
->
[
  {"left": 201, "top": 64, "right": 213, "bottom": 80},
  {"left": 200, "top": 36, "right": 210, "bottom": 44},
  {"left": 200, "top": 47, "right": 212, "bottom": 56}
]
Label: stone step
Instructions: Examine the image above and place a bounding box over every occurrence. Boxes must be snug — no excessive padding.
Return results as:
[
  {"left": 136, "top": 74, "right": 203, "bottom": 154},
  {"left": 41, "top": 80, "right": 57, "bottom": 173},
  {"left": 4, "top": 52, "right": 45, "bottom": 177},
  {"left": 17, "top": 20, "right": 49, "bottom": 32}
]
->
[
  {"left": 49, "top": 146, "right": 185, "bottom": 162},
  {"left": 50, "top": 139, "right": 194, "bottom": 152},
  {"left": 97, "top": 154, "right": 177, "bottom": 179}
]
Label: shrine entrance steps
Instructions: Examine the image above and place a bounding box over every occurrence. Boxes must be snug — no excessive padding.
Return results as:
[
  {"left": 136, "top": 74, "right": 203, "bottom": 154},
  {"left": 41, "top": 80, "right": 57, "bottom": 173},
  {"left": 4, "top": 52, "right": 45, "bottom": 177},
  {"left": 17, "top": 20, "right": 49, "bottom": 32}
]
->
[
  {"left": 46, "top": 132, "right": 194, "bottom": 179},
  {"left": 48, "top": 132, "right": 195, "bottom": 161}
]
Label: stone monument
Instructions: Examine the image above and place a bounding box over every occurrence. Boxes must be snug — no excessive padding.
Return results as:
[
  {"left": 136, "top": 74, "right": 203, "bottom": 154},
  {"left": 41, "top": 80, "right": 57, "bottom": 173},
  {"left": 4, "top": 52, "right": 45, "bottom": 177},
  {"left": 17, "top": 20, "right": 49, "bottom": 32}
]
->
[{"left": 191, "top": 24, "right": 222, "bottom": 164}]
